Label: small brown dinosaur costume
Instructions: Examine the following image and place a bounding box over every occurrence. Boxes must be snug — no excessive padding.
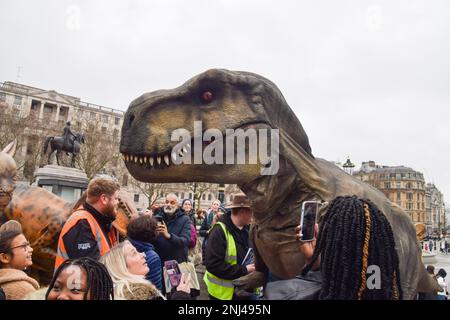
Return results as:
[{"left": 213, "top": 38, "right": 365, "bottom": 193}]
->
[
  {"left": 119, "top": 69, "right": 435, "bottom": 299},
  {"left": 0, "top": 141, "right": 136, "bottom": 284}
]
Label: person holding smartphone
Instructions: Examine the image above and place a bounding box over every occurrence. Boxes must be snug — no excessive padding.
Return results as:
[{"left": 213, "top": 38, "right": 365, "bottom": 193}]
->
[
  {"left": 264, "top": 196, "right": 404, "bottom": 300},
  {"left": 153, "top": 193, "right": 191, "bottom": 269}
]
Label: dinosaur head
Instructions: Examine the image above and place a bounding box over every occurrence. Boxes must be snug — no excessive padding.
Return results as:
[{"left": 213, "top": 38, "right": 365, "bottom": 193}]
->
[
  {"left": 0, "top": 140, "right": 17, "bottom": 212},
  {"left": 120, "top": 69, "right": 313, "bottom": 184}
]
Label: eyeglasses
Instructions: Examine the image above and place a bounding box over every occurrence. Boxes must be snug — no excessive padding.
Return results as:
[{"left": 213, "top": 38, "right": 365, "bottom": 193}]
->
[
  {"left": 10, "top": 242, "right": 31, "bottom": 252},
  {"left": 165, "top": 200, "right": 177, "bottom": 205}
]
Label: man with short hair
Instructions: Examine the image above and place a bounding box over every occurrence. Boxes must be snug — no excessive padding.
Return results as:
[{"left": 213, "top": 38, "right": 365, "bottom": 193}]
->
[
  {"left": 55, "top": 178, "right": 120, "bottom": 269},
  {"left": 204, "top": 193, "right": 255, "bottom": 300},
  {"left": 153, "top": 193, "right": 191, "bottom": 264}
]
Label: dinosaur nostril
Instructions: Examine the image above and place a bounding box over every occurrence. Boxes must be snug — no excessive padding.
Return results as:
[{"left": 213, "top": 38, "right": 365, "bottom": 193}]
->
[{"left": 128, "top": 114, "right": 135, "bottom": 128}]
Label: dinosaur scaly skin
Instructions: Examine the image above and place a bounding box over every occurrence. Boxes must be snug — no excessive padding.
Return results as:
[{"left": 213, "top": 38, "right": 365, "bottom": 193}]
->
[{"left": 120, "top": 69, "right": 433, "bottom": 299}]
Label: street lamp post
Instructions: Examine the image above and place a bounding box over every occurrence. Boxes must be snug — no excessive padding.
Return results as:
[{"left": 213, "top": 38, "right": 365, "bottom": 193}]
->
[{"left": 342, "top": 156, "right": 355, "bottom": 175}]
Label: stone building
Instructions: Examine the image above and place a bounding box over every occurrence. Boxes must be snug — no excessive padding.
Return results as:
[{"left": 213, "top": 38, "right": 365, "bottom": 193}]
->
[
  {"left": 353, "top": 161, "right": 426, "bottom": 224},
  {"left": 425, "top": 183, "right": 446, "bottom": 235}
]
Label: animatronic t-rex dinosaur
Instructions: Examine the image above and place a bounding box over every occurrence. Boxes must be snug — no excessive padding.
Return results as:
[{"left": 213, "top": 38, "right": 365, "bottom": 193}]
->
[
  {"left": 119, "top": 69, "right": 434, "bottom": 299},
  {"left": 0, "top": 141, "right": 137, "bottom": 284}
]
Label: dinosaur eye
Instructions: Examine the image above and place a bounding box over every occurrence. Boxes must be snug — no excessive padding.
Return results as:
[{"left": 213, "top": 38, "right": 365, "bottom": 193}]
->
[{"left": 201, "top": 91, "right": 214, "bottom": 103}]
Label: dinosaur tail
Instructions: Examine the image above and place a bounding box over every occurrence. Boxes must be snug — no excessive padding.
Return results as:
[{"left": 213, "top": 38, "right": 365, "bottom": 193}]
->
[{"left": 43, "top": 137, "right": 53, "bottom": 154}]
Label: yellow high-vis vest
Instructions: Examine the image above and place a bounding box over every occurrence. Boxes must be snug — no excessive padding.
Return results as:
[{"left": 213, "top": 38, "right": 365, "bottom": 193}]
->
[{"left": 203, "top": 222, "right": 237, "bottom": 300}]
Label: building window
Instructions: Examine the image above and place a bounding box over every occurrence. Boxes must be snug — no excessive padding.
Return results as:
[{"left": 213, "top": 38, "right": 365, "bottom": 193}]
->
[
  {"left": 90, "top": 112, "right": 96, "bottom": 120},
  {"left": 384, "top": 182, "right": 390, "bottom": 189},
  {"left": 14, "top": 95, "right": 22, "bottom": 105},
  {"left": 202, "top": 194, "right": 206, "bottom": 200},
  {"left": 406, "top": 182, "right": 411, "bottom": 189},
  {"left": 208, "top": 194, "right": 212, "bottom": 201},
  {"left": 115, "top": 117, "right": 120, "bottom": 125},
  {"left": 122, "top": 174, "right": 128, "bottom": 186},
  {"left": 134, "top": 194, "right": 140, "bottom": 203},
  {"left": 113, "top": 129, "right": 119, "bottom": 139},
  {"left": 44, "top": 105, "right": 53, "bottom": 113},
  {"left": 189, "top": 193, "right": 192, "bottom": 199},
  {"left": 406, "top": 193, "right": 413, "bottom": 201},
  {"left": 397, "top": 192, "right": 401, "bottom": 201},
  {"left": 0, "top": 92, "right": 6, "bottom": 102},
  {"left": 396, "top": 182, "right": 401, "bottom": 188},
  {"left": 101, "top": 127, "right": 107, "bottom": 134}
]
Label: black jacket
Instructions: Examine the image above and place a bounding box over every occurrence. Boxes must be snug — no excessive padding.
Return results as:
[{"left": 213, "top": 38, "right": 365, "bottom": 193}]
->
[
  {"left": 204, "top": 212, "right": 250, "bottom": 280},
  {"left": 62, "top": 202, "right": 116, "bottom": 261},
  {"left": 154, "top": 208, "right": 191, "bottom": 263},
  {"left": 199, "top": 210, "right": 215, "bottom": 238}
]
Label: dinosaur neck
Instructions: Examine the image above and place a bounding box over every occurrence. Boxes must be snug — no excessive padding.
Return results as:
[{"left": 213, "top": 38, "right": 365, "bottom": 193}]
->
[{"left": 239, "top": 156, "right": 323, "bottom": 223}]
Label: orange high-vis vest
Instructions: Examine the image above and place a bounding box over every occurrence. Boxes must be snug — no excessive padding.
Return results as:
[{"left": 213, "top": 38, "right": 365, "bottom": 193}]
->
[{"left": 54, "top": 208, "right": 119, "bottom": 270}]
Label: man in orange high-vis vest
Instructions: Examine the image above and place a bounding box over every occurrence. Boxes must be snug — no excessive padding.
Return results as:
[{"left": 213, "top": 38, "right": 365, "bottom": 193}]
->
[{"left": 55, "top": 178, "right": 121, "bottom": 270}]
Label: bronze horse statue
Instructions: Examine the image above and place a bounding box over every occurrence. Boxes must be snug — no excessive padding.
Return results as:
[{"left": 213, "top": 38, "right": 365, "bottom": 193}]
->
[{"left": 43, "top": 132, "right": 85, "bottom": 167}]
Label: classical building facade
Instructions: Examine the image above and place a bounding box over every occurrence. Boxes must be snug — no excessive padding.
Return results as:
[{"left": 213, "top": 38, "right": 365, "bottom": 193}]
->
[
  {"left": 353, "top": 161, "right": 427, "bottom": 224},
  {"left": 0, "top": 81, "right": 239, "bottom": 211},
  {"left": 425, "top": 183, "right": 446, "bottom": 235}
]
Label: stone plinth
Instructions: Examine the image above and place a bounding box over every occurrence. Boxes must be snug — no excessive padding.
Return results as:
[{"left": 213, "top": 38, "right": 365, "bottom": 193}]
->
[{"left": 33, "top": 165, "right": 88, "bottom": 202}]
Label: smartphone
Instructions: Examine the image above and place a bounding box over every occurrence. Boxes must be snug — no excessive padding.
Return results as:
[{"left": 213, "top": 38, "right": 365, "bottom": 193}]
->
[
  {"left": 300, "top": 201, "right": 320, "bottom": 241},
  {"left": 164, "top": 260, "right": 182, "bottom": 288},
  {"left": 155, "top": 216, "right": 164, "bottom": 224}
]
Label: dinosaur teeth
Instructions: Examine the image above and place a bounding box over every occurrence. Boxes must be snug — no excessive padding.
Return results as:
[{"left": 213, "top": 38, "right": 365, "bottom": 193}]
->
[
  {"left": 171, "top": 152, "right": 177, "bottom": 162},
  {"left": 164, "top": 155, "right": 170, "bottom": 166},
  {"left": 186, "top": 143, "right": 191, "bottom": 149},
  {"left": 139, "top": 157, "right": 143, "bottom": 165},
  {"left": 143, "top": 157, "right": 147, "bottom": 164},
  {"left": 157, "top": 156, "right": 161, "bottom": 165},
  {"left": 149, "top": 157, "right": 154, "bottom": 166},
  {"left": 182, "top": 147, "right": 188, "bottom": 154}
]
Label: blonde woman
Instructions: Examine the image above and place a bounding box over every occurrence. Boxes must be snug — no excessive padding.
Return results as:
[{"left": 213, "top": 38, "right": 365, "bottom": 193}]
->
[{"left": 100, "top": 240, "right": 191, "bottom": 300}]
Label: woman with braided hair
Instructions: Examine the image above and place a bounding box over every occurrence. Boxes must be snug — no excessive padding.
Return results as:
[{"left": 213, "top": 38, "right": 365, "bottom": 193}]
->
[
  {"left": 46, "top": 257, "right": 114, "bottom": 300},
  {"left": 265, "top": 196, "right": 403, "bottom": 300}
]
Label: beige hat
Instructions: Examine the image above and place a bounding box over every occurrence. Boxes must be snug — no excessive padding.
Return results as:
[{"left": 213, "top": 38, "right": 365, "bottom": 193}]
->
[{"left": 225, "top": 193, "right": 252, "bottom": 209}]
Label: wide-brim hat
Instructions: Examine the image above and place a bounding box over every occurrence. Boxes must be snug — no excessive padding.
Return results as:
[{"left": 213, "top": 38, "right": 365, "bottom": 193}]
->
[{"left": 225, "top": 193, "right": 252, "bottom": 209}]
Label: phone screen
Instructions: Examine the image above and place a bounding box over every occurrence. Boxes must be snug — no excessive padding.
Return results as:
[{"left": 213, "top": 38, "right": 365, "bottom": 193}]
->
[{"left": 300, "top": 201, "right": 319, "bottom": 241}]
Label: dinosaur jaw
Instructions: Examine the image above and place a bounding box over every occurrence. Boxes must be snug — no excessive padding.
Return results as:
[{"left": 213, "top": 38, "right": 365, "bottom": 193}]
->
[
  {"left": 122, "top": 154, "right": 262, "bottom": 184},
  {"left": 121, "top": 121, "right": 274, "bottom": 184}
]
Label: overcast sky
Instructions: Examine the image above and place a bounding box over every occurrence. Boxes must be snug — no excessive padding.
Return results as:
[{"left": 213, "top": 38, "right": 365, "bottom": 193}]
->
[{"left": 1, "top": 0, "right": 449, "bottom": 202}]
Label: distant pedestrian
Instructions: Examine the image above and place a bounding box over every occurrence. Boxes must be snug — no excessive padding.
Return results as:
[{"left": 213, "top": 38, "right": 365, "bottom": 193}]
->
[
  {"left": 441, "top": 240, "right": 447, "bottom": 255},
  {"left": 429, "top": 240, "right": 434, "bottom": 252},
  {"left": 436, "top": 269, "right": 448, "bottom": 300}
]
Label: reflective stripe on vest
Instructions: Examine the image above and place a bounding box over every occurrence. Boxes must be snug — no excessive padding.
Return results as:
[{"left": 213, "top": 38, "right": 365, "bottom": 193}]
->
[
  {"left": 54, "top": 209, "right": 118, "bottom": 270},
  {"left": 204, "top": 222, "right": 237, "bottom": 300}
]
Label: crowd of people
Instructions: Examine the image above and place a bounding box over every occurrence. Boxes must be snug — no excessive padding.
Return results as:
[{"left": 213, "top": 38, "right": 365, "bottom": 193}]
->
[{"left": 0, "top": 177, "right": 448, "bottom": 300}]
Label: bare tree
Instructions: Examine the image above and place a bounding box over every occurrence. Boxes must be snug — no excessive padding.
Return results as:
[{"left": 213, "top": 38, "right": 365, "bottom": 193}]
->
[
  {"left": 185, "top": 182, "right": 217, "bottom": 210},
  {"left": 129, "top": 178, "right": 165, "bottom": 208},
  {"left": 76, "top": 123, "right": 120, "bottom": 179},
  {"left": 0, "top": 107, "right": 59, "bottom": 182}
]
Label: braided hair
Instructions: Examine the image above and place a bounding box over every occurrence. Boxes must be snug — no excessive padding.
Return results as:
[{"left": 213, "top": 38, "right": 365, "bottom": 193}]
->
[
  {"left": 301, "top": 196, "right": 402, "bottom": 300},
  {"left": 46, "top": 257, "right": 114, "bottom": 300}
]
